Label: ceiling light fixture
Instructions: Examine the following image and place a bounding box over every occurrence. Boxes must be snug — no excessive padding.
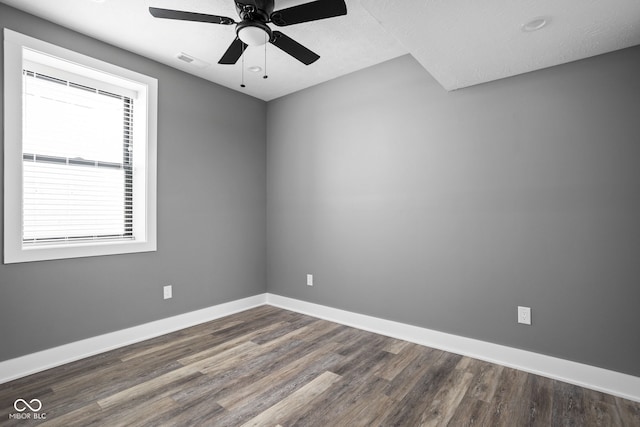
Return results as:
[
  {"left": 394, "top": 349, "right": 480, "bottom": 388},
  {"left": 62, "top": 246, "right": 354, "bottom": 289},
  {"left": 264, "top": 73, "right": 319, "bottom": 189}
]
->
[
  {"left": 237, "top": 21, "right": 271, "bottom": 46},
  {"left": 522, "top": 17, "right": 549, "bottom": 32}
]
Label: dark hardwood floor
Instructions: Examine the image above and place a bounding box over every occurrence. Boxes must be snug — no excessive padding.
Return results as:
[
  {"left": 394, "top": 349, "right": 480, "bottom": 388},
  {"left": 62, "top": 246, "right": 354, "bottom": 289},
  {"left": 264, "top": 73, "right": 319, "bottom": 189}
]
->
[{"left": 1, "top": 305, "right": 638, "bottom": 426}]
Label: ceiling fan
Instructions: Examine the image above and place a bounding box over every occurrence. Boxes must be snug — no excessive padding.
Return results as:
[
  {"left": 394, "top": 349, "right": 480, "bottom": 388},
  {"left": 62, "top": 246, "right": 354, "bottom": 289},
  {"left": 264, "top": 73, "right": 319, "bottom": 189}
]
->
[{"left": 149, "top": 0, "right": 347, "bottom": 66}]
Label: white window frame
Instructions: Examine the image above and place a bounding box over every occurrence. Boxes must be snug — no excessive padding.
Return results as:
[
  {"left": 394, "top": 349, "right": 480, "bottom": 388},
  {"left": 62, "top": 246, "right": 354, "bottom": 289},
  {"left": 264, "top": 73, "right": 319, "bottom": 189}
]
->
[{"left": 3, "top": 29, "right": 157, "bottom": 263}]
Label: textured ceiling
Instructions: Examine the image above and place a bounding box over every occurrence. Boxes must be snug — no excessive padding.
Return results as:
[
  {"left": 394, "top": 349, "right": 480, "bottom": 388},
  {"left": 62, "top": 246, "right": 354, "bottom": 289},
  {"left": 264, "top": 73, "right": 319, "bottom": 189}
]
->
[
  {"left": 1, "top": 0, "right": 639, "bottom": 100},
  {"left": 0, "top": 0, "right": 406, "bottom": 101},
  {"left": 361, "top": 0, "right": 640, "bottom": 91}
]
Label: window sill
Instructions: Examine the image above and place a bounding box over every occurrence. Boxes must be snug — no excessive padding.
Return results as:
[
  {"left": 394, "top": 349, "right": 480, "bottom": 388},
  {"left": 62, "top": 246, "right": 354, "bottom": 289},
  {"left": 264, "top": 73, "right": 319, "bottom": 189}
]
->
[{"left": 4, "top": 238, "right": 157, "bottom": 264}]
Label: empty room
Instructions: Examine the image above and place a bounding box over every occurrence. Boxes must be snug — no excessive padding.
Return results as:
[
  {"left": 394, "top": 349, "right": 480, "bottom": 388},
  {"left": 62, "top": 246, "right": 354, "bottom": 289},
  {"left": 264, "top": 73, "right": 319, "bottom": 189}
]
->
[{"left": 1, "top": 0, "right": 639, "bottom": 425}]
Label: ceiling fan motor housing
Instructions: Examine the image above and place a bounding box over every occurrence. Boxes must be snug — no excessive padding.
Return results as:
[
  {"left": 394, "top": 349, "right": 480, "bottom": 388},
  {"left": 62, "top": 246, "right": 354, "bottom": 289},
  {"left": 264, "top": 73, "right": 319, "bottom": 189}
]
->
[{"left": 235, "top": 0, "right": 274, "bottom": 22}]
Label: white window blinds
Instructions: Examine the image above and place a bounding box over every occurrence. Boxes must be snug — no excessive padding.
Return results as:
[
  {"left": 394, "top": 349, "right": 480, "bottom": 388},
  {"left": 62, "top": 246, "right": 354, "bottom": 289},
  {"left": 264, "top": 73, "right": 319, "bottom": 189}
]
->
[{"left": 22, "top": 70, "right": 134, "bottom": 245}]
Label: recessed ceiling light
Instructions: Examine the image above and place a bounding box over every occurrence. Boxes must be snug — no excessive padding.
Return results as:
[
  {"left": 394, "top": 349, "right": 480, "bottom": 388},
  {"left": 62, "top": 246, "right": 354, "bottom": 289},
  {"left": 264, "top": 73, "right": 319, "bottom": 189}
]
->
[
  {"left": 248, "top": 66, "right": 263, "bottom": 73},
  {"left": 522, "top": 17, "right": 549, "bottom": 32}
]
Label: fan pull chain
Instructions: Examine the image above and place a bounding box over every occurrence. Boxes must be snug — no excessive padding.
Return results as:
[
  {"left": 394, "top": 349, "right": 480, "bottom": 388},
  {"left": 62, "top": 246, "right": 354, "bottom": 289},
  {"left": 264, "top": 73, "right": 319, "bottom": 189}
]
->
[
  {"left": 263, "top": 32, "right": 268, "bottom": 79},
  {"left": 240, "top": 42, "right": 246, "bottom": 88}
]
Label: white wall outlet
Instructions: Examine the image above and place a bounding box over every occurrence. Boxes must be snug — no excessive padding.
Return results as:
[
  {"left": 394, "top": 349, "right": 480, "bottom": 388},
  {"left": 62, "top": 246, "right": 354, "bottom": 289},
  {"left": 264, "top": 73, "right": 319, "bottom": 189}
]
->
[
  {"left": 306, "top": 274, "right": 313, "bottom": 287},
  {"left": 163, "top": 285, "right": 172, "bottom": 300},
  {"left": 518, "top": 306, "right": 531, "bottom": 325}
]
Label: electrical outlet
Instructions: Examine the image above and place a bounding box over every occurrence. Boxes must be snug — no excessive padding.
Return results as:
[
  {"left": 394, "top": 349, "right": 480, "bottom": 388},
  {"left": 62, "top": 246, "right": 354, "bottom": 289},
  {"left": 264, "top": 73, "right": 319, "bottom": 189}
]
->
[
  {"left": 306, "top": 274, "right": 313, "bottom": 287},
  {"left": 518, "top": 306, "right": 531, "bottom": 325},
  {"left": 163, "top": 285, "right": 172, "bottom": 300}
]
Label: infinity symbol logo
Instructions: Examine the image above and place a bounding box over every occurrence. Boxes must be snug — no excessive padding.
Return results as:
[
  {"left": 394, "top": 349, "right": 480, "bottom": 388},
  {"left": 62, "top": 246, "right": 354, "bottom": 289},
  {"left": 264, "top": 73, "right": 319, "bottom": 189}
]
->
[{"left": 14, "top": 398, "right": 42, "bottom": 412}]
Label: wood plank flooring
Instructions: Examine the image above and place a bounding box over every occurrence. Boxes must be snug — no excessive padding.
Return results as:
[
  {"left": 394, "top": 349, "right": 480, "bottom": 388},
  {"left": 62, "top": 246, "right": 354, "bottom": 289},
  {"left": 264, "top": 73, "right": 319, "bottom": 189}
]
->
[{"left": 1, "top": 305, "right": 638, "bottom": 426}]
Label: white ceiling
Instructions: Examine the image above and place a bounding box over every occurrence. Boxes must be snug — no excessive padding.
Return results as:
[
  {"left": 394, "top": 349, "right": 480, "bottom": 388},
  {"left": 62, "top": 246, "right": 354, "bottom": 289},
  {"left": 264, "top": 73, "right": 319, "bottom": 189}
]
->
[
  {"left": 2, "top": 0, "right": 639, "bottom": 101},
  {"left": 361, "top": 0, "right": 640, "bottom": 91}
]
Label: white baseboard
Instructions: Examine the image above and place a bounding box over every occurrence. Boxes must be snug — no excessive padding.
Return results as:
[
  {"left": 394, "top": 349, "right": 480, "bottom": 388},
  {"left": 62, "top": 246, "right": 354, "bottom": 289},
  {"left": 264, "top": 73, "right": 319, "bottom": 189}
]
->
[
  {"left": 2, "top": 292, "right": 638, "bottom": 404},
  {"left": 266, "top": 293, "right": 640, "bottom": 403},
  {"left": 0, "top": 294, "right": 267, "bottom": 384}
]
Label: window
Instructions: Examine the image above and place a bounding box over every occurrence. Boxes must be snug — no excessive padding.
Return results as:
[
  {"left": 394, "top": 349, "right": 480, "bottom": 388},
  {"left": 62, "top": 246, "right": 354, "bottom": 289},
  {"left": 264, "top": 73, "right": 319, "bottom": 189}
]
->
[{"left": 4, "top": 29, "right": 157, "bottom": 263}]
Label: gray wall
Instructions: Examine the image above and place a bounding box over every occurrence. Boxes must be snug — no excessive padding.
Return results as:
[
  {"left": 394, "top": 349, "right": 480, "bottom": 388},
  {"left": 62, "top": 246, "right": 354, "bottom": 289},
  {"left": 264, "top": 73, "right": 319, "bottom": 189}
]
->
[
  {"left": 3, "top": 3, "right": 640, "bottom": 380},
  {"left": 267, "top": 51, "right": 640, "bottom": 376},
  {"left": 0, "top": 4, "right": 267, "bottom": 362}
]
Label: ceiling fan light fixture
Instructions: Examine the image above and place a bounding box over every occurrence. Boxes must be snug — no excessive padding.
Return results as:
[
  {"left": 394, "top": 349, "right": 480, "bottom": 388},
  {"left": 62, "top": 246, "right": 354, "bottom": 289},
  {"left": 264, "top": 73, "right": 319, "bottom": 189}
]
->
[{"left": 237, "top": 22, "right": 271, "bottom": 46}]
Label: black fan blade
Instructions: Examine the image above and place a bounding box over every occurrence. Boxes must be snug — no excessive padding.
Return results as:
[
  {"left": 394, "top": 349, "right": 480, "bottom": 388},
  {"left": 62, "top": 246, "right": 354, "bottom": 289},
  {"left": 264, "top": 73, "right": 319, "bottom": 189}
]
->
[
  {"left": 149, "top": 7, "right": 235, "bottom": 25},
  {"left": 270, "top": 0, "right": 346, "bottom": 27},
  {"left": 219, "top": 38, "right": 248, "bottom": 65},
  {"left": 270, "top": 31, "right": 319, "bottom": 65}
]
